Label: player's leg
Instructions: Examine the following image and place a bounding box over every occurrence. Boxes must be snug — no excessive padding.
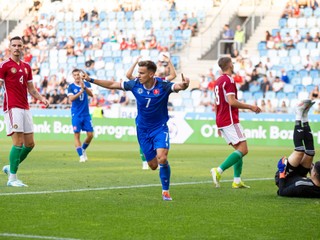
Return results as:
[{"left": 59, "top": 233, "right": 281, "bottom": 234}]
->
[
  {"left": 72, "top": 117, "right": 85, "bottom": 162},
  {"left": 20, "top": 111, "right": 35, "bottom": 164},
  {"left": 81, "top": 116, "right": 94, "bottom": 161},
  {"left": 211, "top": 123, "right": 247, "bottom": 188},
  {"left": 140, "top": 147, "right": 149, "bottom": 170},
  {"left": 3, "top": 108, "right": 27, "bottom": 187}
]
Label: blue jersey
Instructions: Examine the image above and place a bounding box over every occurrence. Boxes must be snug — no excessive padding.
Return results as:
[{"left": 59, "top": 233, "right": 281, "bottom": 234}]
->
[
  {"left": 67, "top": 81, "right": 91, "bottom": 117},
  {"left": 122, "top": 77, "right": 175, "bottom": 130}
]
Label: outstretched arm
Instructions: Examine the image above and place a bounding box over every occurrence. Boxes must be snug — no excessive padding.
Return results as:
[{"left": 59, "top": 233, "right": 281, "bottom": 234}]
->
[
  {"left": 126, "top": 56, "right": 142, "bottom": 80},
  {"left": 174, "top": 73, "right": 190, "bottom": 92},
  {"left": 227, "top": 94, "right": 261, "bottom": 113},
  {"left": 27, "top": 81, "right": 50, "bottom": 108},
  {"left": 81, "top": 71, "right": 122, "bottom": 90}
]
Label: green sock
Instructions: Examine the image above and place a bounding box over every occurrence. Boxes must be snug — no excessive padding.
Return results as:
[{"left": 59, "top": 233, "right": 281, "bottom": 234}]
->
[
  {"left": 233, "top": 157, "right": 243, "bottom": 177},
  {"left": 10, "top": 145, "right": 22, "bottom": 174},
  {"left": 219, "top": 150, "right": 243, "bottom": 171},
  {"left": 139, "top": 148, "right": 146, "bottom": 162},
  {"left": 20, "top": 145, "right": 33, "bottom": 164}
]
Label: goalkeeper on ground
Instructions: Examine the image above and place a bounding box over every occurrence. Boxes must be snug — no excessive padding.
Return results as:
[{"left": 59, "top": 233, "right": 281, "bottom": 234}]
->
[{"left": 275, "top": 99, "right": 320, "bottom": 198}]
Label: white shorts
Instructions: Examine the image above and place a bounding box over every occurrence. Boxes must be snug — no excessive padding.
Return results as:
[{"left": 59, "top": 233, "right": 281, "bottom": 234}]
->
[
  {"left": 219, "top": 123, "right": 246, "bottom": 145},
  {"left": 4, "top": 108, "right": 34, "bottom": 136}
]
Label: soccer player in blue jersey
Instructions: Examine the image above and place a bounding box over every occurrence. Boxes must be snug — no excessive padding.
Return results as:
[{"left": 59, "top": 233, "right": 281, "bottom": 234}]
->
[
  {"left": 126, "top": 55, "right": 177, "bottom": 170},
  {"left": 67, "top": 68, "right": 94, "bottom": 162},
  {"left": 81, "top": 60, "right": 189, "bottom": 201}
]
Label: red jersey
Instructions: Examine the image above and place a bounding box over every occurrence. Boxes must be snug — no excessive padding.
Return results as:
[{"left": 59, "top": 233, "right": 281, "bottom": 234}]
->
[
  {"left": 214, "top": 74, "right": 239, "bottom": 128},
  {"left": 0, "top": 58, "right": 32, "bottom": 112}
]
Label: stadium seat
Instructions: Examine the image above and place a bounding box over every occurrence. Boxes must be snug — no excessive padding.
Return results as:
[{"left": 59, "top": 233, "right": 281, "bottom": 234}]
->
[
  {"left": 287, "top": 92, "right": 297, "bottom": 99},
  {"left": 313, "top": 78, "right": 320, "bottom": 85},
  {"left": 253, "top": 91, "right": 263, "bottom": 100},
  {"left": 278, "top": 18, "right": 287, "bottom": 28},
  {"left": 257, "top": 42, "right": 266, "bottom": 50},
  {"left": 243, "top": 91, "right": 253, "bottom": 100},
  {"left": 303, "top": 7, "right": 313, "bottom": 17},
  {"left": 306, "top": 84, "right": 315, "bottom": 92},
  {"left": 314, "top": 7, "right": 320, "bottom": 17},
  {"left": 287, "top": 18, "right": 297, "bottom": 28},
  {"left": 283, "top": 84, "right": 294, "bottom": 93},
  {"left": 302, "top": 76, "right": 313, "bottom": 86},
  {"left": 265, "top": 91, "right": 276, "bottom": 99},
  {"left": 294, "top": 84, "right": 305, "bottom": 93}
]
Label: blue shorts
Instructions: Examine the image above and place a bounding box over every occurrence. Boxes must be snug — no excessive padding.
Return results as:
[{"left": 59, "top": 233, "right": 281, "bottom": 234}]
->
[
  {"left": 137, "top": 124, "right": 170, "bottom": 161},
  {"left": 72, "top": 115, "right": 94, "bottom": 133}
]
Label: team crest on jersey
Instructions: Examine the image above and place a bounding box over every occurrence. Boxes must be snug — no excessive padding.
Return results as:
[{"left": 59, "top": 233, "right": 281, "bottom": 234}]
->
[
  {"left": 153, "top": 89, "right": 160, "bottom": 96},
  {"left": 11, "top": 67, "right": 17, "bottom": 74},
  {"left": 137, "top": 88, "right": 143, "bottom": 94}
]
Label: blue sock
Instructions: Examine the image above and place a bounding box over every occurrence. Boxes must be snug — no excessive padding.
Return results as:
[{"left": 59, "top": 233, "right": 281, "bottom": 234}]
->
[
  {"left": 82, "top": 143, "right": 89, "bottom": 150},
  {"left": 76, "top": 147, "right": 83, "bottom": 157},
  {"left": 159, "top": 161, "right": 171, "bottom": 191}
]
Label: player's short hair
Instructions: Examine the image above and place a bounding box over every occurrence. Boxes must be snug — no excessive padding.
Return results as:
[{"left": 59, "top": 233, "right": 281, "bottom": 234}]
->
[
  {"left": 10, "top": 36, "right": 22, "bottom": 42},
  {"left": 218, "top": 57, "right": 232, "bottom": 71},
  {"left": 314, "top": 161, "right": 320, "bottom": 180},
  {"left": 138, "top": 60, "right": 157, "bottom": 73},
  {"left": 72, "top": 68, "right": 81, "bottom": 74}
]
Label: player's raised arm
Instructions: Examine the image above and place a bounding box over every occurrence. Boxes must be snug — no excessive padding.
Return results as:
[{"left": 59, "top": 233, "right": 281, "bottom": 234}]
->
[
  {"left": 81, "top": 70, "right": 122, "bottom": 90},
  {"left": 174, "top": 73, "right": 190, "bottom": 92},
  {"left": 126, "top": 56, "right": 142, "bottom": 80},
  {"left": 163, "top": 55, "right": 177, "bottom": 81}
]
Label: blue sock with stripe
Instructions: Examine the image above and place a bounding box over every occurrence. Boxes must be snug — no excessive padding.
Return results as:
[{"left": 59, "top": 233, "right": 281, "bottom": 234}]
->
[{"left": 159, "top": 161, "right": 171, "bottom": 191}]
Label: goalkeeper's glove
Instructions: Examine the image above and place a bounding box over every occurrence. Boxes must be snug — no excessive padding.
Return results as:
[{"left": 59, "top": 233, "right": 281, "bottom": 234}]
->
[{"left": 277, "top": 157, "right": 287, "bottom": 178}]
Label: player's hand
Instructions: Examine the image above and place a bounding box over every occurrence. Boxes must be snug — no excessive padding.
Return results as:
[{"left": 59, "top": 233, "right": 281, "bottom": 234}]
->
[
  {"left": 80, "top": 70, "right": 89, "bottom": 81},
  {"left": 162, "top": 54, "right": 170, "bottom": 62},
  {"left": 135, "top": 55, "right": 142, "bottom": 63},
  {"left": 41, "top": 98, "right": 50, "bottom": 108},
  {"left": 181, "top": 73, "right": 190, "bottom": 90},
  {"left": 277, "top": 157, "right": 287, "bottom": 173},
  {"left": 251, "top": 105, "right": 261, "bottom": 114}
]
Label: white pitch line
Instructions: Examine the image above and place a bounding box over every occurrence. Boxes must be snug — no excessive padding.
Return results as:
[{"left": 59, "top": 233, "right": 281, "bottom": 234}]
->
[
  {"left": 0, "top": 233, "right": 80, "bottom": 240},
  {"left": 0, "top": 177, "right": 274, "bottom": 197}
]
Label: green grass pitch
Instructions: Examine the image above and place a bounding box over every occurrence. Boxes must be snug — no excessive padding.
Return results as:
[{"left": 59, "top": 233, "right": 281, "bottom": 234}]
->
[{"left": 0, "top": 140, "right": 319, "bottom": 240}]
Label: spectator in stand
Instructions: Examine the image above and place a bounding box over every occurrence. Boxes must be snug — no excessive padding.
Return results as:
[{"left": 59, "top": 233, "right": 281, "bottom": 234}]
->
[
  {"left": 283, "top": 32, "right": 292, "bottom": 46},
  {"left": 260, "top": 76, "right": 271, "bottom": 97},
  {"left": 120, "top": 38, "right": 129, "bottom": 50},
  {"left": 92, "top": 23, "right": 101, "bottom": 39},
  {"left": 234, "top": 25, "right": 245, "bottom": 50},
  {"left": 79, "top": 8, "right": 88, "bottom": 22},
  {"left": 49, "top": 89, "right": 60, "bottom": 105},
  {"left": 74, "top": 41, "right": 85, "bottom": 56},
  {"left": 266, "top": 36, "right": 275, "bottom": 49},
  {"left": 139, "top": 40, "right": 146, "bottom": 50},
  {"left": 168, "top": 0, "right": 176, "bottom": 11},
  {"left": 260, "top": 99, "right": 266, "bottom": 112},
  {"left": 59, "top": 77, "right": 68, "bottom": 90},
  {"left": 187, "top": 12, "right": 198, "bottom": 36},
  {"left": 29, "top": 0, "right": 42, "bottom": 13},
  {"left": 57, "top": 68, "right": 67, "bottom": 82},
  {"left": 303, "top": 54, "right": 314, "bottom": 71},
  {"left": 23, "top": 48, "right": 33, "bottom": 64},
  {"left": 292, "top": 29, "right": 302, "bottom": 43},
  {"left": 266, "top": 99, "right": 275, "bottom": 113},
  {"left": 57, "top": 88, "right": 69, "bottom": 105},
  {"left": 250, "top": 68, "right": 259, "bottom": 84},
  {"left": 303, "top": 32, "right": 313, "bottom": 42},
  {"left": 278, "top": 100, "right": 288, "bottom": 113},
  {"left": 83, "top": 36, "right": 93, "bottom": 50},
  {"left": 255, "top": 61, "right": 267, "bottom": 77},
  {"left": 285, "top": 39, "right": 295, "bottom": 50},
  {"left": 29, "top": 35, "right": 38, "bottom": 48},
  {"left": 292, "top": 3, "right": 301, "bottom": 18},
  {"left": 22, "top": 29, "right": 31, "bottom": 46},
  {"left": 265, "top": 57, "right": 273, "bottom": 70},
  {"left": 178, "top": 13, "right": 190, "bottom": 31},
  {"left": 272, "top": 76, "right": 285, "bottom": 93},
  {"left": 199, "top": 75, "right": 209, "bottom": 91},
  {"left": 265, "top": 30, "right": 271, "bottom": 42},
  {"left": 106, "top": 89, "right": 119, "bottom": 105},
  {"left": 37, "top": 36, "right": 48, "bottom": 50},
  {"left": 309, "top": 85, "right": 319, "bottom": 100},
  {"left": 232, "top": 72, "right": 244, "bottom": 89},
  {"left": 207, "top": 75, "right": 216, "bottom": 92},
  {"left": 90, "top": 7, "right": 99, "bottom": 22},
  {"left": 281, "top": 1, "right": 293, "bottom": 18},
  {"left": 57, "top": 36, "right": 67, "bottom": 49},
  {"left": 280, "top": 69, "right": 290, "bottom": 84},
  {"left": 40, "top": 76, "right": 48, "bottom": 95},
  {"left": 128, "top": 37, "right": 138, "bottom": 50},
  {"left": 119, "top": 91, "right": 129, "bottom": 106},
  {"left": 92, "top": 38, "right": 103, "bottom": 50},
  {"left": 222, "top": 24, "right": 234, "bottom": 55},
  {"left": 148, "top": 36, "right": 158, "bottom": 49},
  {"left": 199, "top": 90, "right": 212, "bottom": 108},
  {"left": 274, "top": 31, "right": 282, "bottom": 49},
  {"left": 81, "top": 22, "right": 90, "bottom": 38},
  {"left": 32, "top": 62, "right": 40, "bottom": 75},
  {"left": 313, "top": 32, "right": 320, "bottom": 42}
]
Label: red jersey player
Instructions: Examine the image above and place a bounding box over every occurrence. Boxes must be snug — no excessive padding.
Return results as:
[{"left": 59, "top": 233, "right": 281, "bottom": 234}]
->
[
  {"left": 210, "top": 57, "right": 261, "bottom": 189},
  {"left": 0, "top": 36, "right": 49, "bottom": 187}
]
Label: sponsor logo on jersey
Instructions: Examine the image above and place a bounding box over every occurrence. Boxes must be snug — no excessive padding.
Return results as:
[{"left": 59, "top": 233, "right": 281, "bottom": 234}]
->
[
  {"left": 11, "top": 67, "right": 17, "bottom": 74},
  {"left": 137, "top": 88, "right": 143, "bottom": 94},
  {"left": 153, "top": 89, "right": 160, "bottom": 96}
]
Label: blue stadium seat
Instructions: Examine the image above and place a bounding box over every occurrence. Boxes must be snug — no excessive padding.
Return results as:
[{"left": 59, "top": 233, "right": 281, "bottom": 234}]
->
[
  {"left": 100, "top": 11, "right": 107, "bottom": 21},
  {"left": 276, "top": 92, "right": 286, "bottom": 99},
  {"left": 257, "top": 42, "right": 266, "bottom": 50},
  {"left": 125, "top": 11, "right": 134, "bottom": 21},
  {"left": 314, "top": 8, "right": 320, "bottom": 17},
  {"left": 310, "top": 69, "right": 319, "bottom": 79},
  {"left": 253, "top": 91, "right": 264, "bottom": 100},
  {"left": 294, "top": 84, "right": 305, "bottom": 93},
  {"left": 289, "top": 49, "right": 299, "bottom": 57},
  {"left": 243, "top": 91, "right": 253, "bottom": 100},
  {"left": 299, "top": 69, "right": 308, "bottom": 78},
  {"left": 259, "top": 50, "right": 268, "bottom": 57},
  {"left": 169, "top": 11, "right": 178, "bottom": 20},
  {"left": 290, "top": 77, "right": 302, "bottom": 85},
  {"left": 307, "top": 42, "right": 317, "bottom": 50},
  {"left": 303, "top": 7, "right": 313, "bottom": 17},
  {"left": 265, "top": 91, "right": 276, "bottom": 99},
  {"left": 287, "top": 92, "right": 297, "bottom": 99},
  {"left": 171, "top": 55, "right": 180, "bottom": 69},
  {"left": 287, "top": 70, "right": 297, "bottom": 79},
  {"left": 313, "top": 78, "right": 320, "bottom": 85},
  {"left": 283, "top": 84, "right": 294, "bottom": 93},
  {"left": 279, "top": 18, "right": 287, "bottom": 28},
  {"left": 306, "top": 84, "right": 315, "bottom": 92},
  {"left": 296, "top": 42, "right": 306, "bottom": 50}
]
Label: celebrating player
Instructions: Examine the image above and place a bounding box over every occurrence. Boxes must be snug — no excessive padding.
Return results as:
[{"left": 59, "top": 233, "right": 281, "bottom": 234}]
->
[
  {"left": 81, "top": 60, "right": 189, "bottom": 201},
  {"left": 0, "top": 36, "right": 49, "bottom": 187},
  {"left": 67, "top": 68, "right": 94, "bottom": 162},
  {"left": 276, "top": 99, "right": 320, "bottom": 198},
  {"left": 126, "top": 55, "right": 177, "bottom": 170},
  {"left": 211, "top": 56, "right": 261, "bottom": 189}
]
